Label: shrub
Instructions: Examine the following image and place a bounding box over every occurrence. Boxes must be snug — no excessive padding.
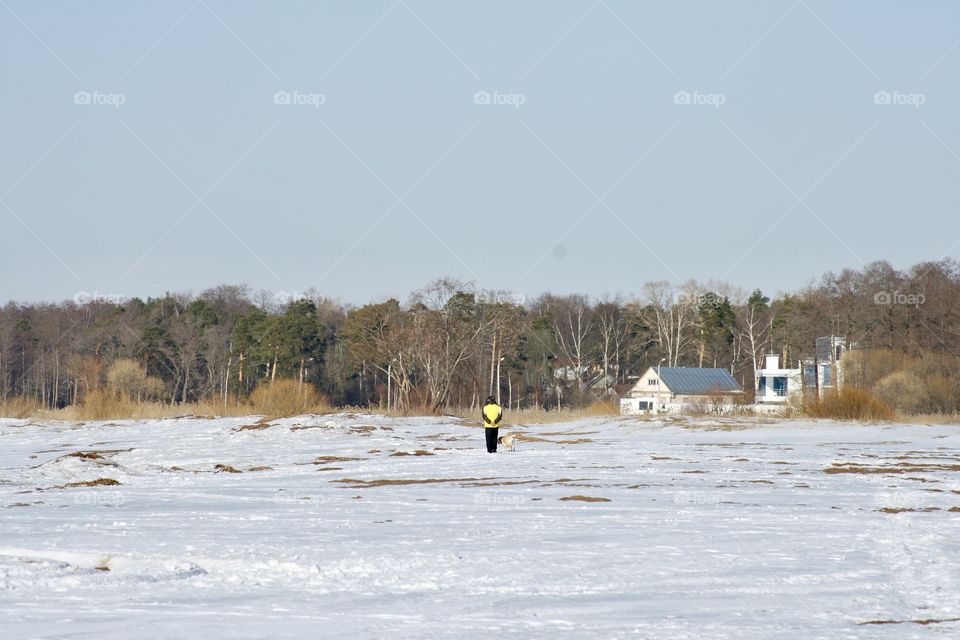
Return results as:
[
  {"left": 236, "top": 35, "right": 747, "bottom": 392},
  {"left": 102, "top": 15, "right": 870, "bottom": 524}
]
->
[
  {"left": 873, "top": 371, "right": 930, "bottom": 414},
  {"left": 248, "top": 379, "right": 329, "bottom": 418},
  {"left": 106, "top": 358, "right": 165, "bottom": 402},
  {"left": 804, "top": 386, "right": 894, "bottom": 421}
]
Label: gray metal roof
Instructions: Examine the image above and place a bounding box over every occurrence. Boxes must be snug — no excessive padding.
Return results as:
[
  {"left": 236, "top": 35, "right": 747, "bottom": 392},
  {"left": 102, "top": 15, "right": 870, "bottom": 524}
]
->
[{"left": 657, "top": 367, "right": 741, "bottom": 394}]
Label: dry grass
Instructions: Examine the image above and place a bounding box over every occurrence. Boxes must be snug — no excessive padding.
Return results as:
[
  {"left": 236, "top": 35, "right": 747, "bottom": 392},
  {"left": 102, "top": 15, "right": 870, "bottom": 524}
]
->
[
  {"left": 22, "top": 395, "right": 258, "bottom": 421},
  {"left": 248, "top": 380, "right": 331, "bottom": 418},
  {"left": 898, "top": 413, "right": 960, "bottom": 425},
  {"left": 804, "top": 387, "right": 895, "bottom": 421},
  {"left": 2, "top": 380, "right": 331, "bottom": 421},
  {"left": 0, "top": 396, "right": 40, "bottom": 418}
]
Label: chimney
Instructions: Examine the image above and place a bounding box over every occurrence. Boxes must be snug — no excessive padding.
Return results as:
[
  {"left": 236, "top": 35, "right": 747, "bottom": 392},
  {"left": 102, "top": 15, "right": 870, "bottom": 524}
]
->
[{"left": 765, "top": 354, "right": 780, "bottom": 370}]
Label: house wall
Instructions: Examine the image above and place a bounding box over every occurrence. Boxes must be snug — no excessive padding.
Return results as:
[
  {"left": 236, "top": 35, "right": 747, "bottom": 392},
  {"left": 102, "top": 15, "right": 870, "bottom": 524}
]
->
[
  {"left": 756, "top": 367, "right": 802, "bottom": 404},
  {"left": 621, "top": 367, "right": 671, "bottom": 414}
]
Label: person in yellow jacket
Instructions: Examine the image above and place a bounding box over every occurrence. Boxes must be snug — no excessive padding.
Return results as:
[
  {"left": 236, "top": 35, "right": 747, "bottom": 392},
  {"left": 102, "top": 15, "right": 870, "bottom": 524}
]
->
[{"left": 481, "top": 395, "right": 503, "bottom": 453}]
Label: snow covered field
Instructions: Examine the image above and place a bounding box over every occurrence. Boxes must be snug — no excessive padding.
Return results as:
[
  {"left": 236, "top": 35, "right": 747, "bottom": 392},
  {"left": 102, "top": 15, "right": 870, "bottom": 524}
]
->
[{"left": 2, "top": 413, "right": 959, "bottom": 639}]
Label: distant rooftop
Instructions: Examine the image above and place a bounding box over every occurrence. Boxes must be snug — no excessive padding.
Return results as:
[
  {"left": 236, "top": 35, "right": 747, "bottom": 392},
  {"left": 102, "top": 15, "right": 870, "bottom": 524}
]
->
[{"left": 656, "top": 367, "right": 742, "bottom": 395}]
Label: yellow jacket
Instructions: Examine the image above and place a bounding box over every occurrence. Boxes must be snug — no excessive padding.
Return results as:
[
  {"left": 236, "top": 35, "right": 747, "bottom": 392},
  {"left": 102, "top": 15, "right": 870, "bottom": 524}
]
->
[{"left": 482, "top": 402, "right": 502, "bottom": 428}]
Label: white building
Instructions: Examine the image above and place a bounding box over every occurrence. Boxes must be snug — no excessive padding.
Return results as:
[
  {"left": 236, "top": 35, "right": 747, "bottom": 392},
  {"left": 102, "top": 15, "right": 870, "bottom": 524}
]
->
[
  {"left": 802, "top": 336, "right": 857, "bottom": 397},
  {"left": 620, "top": 367, "right": 742, "bottom": 415},
  {"left": 755, "top": 354, "right": 802, "bottom": 407}
]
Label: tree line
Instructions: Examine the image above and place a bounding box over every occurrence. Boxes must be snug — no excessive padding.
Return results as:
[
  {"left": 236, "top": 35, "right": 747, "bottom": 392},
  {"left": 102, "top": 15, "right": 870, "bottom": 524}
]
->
[{"left": 2, "top": 259, "right": 959, "bottom": 415}]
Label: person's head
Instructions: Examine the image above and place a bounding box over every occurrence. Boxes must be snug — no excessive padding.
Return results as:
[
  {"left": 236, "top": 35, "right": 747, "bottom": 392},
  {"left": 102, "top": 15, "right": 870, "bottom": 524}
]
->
[{"left": 485, "top": 395, "right": 497, "bottom": 406}]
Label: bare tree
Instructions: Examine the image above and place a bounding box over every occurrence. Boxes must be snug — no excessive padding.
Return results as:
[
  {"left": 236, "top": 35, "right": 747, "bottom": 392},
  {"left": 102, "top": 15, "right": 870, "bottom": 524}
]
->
[
  {"left": 410, "top": 279, "right": 495, "bottom": 413},
  {"left": 641, "top": 281, "right": 698, "bottom": 367},
  {"left": 595, "top": 297, "right": 627, "bottom": 393},
  {"left": 737, "top": 289, "right": 772, "bottom": 386}
]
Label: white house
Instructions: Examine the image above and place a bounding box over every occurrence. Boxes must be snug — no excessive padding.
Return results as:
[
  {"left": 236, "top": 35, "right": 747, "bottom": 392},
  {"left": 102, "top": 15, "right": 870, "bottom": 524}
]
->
[
  {"left": 755, "top": 354, "right": 802, "bottom": 408},
  {"left": 802, "top": 336, "right": 857, "bottom": 397},
  {"left": 620, "top": 367, "right": 742, "bottom": 415}
]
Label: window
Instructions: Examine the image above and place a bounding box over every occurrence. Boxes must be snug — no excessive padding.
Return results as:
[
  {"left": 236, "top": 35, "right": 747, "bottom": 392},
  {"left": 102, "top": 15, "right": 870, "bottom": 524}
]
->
[
  {"left": 772, "top": 376, "right": 787, "bottom": 396},
  {"left": 638, "top": 401, "right": 652, "bottom": 410},
  {"left": 648, "top": 379, "right": 658, "bottom": 386}
]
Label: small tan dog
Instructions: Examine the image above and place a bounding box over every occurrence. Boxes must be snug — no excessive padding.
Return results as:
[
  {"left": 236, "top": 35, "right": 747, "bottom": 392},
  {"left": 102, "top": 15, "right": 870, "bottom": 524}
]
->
[{"left": 497, "top": 433, "right": 517, "bottom": 452}]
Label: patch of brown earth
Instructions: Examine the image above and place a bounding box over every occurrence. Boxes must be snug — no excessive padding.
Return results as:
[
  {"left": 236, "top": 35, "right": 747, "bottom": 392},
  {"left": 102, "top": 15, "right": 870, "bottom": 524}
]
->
[
  {"left": 312, "top": 456, "right": 366, "bottom": 465},
  {"left": 54, "top": 478, "right": 121, "bottom": 488},
  {"left": 461, "top": 479, "right": 540, "bottom": 487},
  {"left": 234, "top": 417, "right": 274, "bottom": 431},
  {"left": 332, "top": 477, "right": 496, "bottom": 489},
  {"left": 860, "top": 618, "right": 960, "bottom": 626},
  {"left": 559, "top": 495, "right": 611, "bottom": 503},
  {"left": 214, "top": 464, "right": 241, "bottom": 473},
  {"left": 389, "top": 450, "right": 434, "bottom": 457},
  {"left": 824, "top": 463, "right": 960, "bottom": 475},
  {"left": 235, "top": 423, "right": 272, "bottom": 431}
]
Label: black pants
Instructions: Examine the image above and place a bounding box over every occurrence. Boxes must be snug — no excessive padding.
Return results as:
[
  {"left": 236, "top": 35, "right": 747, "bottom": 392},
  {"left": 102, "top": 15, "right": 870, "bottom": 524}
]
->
[{"left": 485, "top": 427, "right": 499, "bottom": 453}]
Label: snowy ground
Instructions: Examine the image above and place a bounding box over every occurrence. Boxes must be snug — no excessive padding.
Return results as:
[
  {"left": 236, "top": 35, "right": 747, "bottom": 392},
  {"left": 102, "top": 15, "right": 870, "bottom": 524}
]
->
[{"left": 1, "top": 413, "right": 959, "bottom": 639}]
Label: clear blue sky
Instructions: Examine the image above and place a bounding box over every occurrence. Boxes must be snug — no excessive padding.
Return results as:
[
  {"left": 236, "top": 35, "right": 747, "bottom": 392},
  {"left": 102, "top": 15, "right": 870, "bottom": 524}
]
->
[{"left": 1, "top": 1, "right": 958, "bottom": 305}]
